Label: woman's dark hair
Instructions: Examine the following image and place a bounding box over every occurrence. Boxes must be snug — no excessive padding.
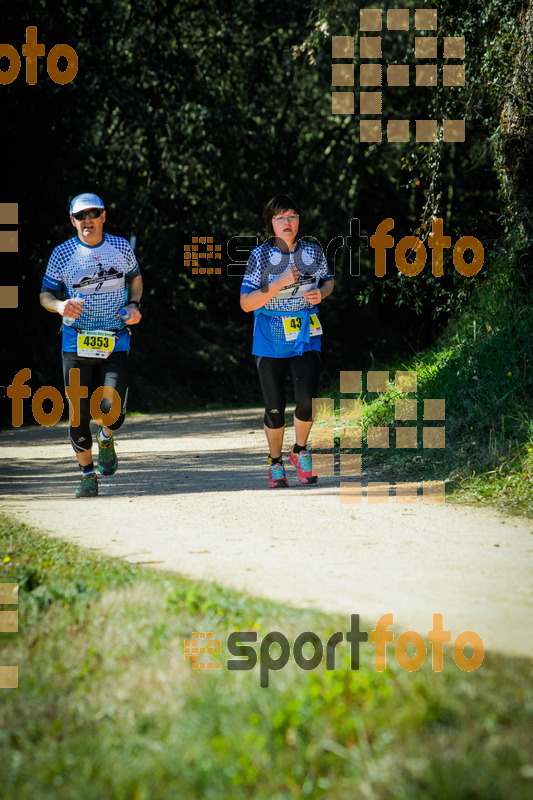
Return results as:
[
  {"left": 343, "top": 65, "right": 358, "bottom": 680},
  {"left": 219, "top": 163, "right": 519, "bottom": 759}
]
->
[{"left": 262, "top": 192, "right": 302, "bottom": 237}]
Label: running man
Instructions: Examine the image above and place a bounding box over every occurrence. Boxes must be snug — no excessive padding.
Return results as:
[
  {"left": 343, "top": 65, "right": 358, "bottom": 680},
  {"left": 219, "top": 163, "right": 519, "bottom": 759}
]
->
[
  {"left": 40, "top": 193, "right": 142, "bottom": 497},
  {"left": 240, "top": 192, "right": 334, "bottom": 487}
]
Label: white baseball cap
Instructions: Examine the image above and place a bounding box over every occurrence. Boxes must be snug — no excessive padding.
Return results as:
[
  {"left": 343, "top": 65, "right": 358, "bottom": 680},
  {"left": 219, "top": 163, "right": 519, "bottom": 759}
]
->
[{"left": 70, "top": 193, "right": 105, "bottom": 215}]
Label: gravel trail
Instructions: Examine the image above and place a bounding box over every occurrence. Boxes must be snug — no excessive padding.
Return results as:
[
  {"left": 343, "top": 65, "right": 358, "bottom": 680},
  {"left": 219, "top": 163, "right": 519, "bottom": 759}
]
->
[{"left": 1, "top": 409, "right": 532, "bottom": 657}]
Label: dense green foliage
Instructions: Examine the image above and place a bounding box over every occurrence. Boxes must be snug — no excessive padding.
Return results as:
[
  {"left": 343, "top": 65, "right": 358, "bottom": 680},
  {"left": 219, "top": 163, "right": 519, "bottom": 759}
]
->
[{"left": 2, "top": 0, "right": 529, "bottom": 419}]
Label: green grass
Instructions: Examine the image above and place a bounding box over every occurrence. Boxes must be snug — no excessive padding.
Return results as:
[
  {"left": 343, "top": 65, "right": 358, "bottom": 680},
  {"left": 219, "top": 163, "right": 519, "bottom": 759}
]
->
[
  {"left": 315, "top": 233, "right": 533, "bottom": 516},
  {"left": 1, "top": 514, "right": 532, "bottom": 799}
]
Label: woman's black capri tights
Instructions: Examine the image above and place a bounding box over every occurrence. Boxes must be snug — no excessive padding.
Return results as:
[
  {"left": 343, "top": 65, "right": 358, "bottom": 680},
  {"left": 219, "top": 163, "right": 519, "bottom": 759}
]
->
[{"left": 255, "top": 350, "right": 321, "bottom": 429}]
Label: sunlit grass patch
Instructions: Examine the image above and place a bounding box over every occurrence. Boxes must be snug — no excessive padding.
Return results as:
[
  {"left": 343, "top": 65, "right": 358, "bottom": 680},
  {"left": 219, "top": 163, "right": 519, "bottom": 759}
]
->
[
  {"left": 1, "top": 515, "right": 532, "bottom": 799},
  {"left": 318, "top": 234, "right": 533, "bottom": 516}
]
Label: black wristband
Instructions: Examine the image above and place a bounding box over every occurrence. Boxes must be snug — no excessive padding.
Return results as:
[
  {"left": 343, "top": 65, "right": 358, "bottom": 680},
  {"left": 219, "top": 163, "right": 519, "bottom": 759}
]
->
[{"left": 128, "top": 300, "right": 141, "bottom": 309}]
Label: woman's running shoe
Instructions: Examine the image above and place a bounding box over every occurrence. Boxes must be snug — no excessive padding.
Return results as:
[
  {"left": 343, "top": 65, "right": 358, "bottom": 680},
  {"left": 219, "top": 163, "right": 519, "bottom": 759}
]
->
[
  {"left": 289, "top": 447, "right": 318, "bottom": 484},
  {"left": 268, "top": 458, "right": 289, "bottom": 488}
]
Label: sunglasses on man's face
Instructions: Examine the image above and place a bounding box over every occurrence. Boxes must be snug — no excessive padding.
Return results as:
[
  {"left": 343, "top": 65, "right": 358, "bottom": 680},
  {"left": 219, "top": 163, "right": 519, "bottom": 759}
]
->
[{"left": 72, "top": 208, "right": 103, "bottom": 221}]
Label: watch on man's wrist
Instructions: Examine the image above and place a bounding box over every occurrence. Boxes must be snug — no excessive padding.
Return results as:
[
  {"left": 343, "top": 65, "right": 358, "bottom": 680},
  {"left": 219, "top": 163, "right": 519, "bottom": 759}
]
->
[{"left": 129, "top": 300, "right": 141, "bottom": 309}]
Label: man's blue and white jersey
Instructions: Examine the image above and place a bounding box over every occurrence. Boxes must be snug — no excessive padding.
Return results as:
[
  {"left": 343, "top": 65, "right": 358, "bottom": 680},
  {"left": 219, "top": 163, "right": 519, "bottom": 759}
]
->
[
  {"left": 241, "top": 239, "right": 332, "bottom": 357},
  {"left": 42, "top": 233, "right": 140, "bottom": 352}
]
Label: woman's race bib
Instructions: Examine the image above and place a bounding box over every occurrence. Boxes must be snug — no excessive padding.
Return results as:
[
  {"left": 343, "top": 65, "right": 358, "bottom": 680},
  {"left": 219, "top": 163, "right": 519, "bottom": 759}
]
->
[{"left": 281, "top": 314, "right": 322, "bottom": 341}]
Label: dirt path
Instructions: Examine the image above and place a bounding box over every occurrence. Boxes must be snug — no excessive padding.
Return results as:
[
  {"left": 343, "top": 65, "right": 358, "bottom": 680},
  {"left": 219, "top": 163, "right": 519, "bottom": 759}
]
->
[{"left": 1, "top": 409, "right": 532, "bottom": 658}]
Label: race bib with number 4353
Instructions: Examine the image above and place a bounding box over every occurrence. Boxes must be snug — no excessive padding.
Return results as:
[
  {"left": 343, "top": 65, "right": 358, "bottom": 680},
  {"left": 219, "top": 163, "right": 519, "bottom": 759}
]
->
[{"left": 76, "top": 330, "right": 116, "bottom": 359}]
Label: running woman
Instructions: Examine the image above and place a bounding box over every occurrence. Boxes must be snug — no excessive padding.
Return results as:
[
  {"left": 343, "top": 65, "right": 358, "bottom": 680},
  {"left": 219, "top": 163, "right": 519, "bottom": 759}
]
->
[
  {"left": 240, "top": 193, "right": 334, "bottom": 487},
  {"left": 40, "top": 193, "right": 142, "bottom": 497}
]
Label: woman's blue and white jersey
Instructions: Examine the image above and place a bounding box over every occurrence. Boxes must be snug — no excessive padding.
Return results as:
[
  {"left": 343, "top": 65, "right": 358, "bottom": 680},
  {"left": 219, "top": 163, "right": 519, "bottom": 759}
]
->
[
  {"left": 42, "top": 233, "right": 140, "bottom": 352},
  {"left": 240, "top": 239, "right": 332, "bottom": 357}
]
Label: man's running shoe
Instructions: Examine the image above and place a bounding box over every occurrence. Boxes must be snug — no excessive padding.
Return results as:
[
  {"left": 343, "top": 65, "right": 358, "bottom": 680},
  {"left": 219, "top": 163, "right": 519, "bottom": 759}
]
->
[
  {"left": 97, "top": 427, "right": 118, "bottom": 476},
  {"left": 76, "top": 472, "right": 98, "bottom": 498},
  {"left": 289, "top": 447, "right": 318, "bottom": 485},
  {"left": 268, "top": 458, "right": 289, "bottom": 488}
]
